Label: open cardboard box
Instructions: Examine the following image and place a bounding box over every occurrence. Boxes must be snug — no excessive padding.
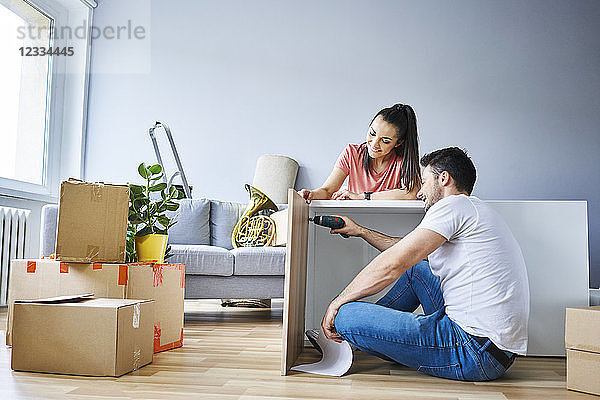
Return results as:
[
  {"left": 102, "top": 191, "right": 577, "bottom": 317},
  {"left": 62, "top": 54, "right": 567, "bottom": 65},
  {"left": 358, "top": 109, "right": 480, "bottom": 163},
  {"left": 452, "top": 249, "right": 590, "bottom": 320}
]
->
[{"left": 11, "top": 294, "right": 154, "bottom": 376}]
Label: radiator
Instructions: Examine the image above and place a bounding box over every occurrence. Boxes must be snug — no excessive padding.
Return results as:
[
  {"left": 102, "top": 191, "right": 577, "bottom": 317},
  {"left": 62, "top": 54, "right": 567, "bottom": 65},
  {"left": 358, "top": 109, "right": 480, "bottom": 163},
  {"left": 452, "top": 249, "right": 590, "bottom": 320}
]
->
[{"left": 0, "top": 207, "right": 31, "bottom": 306}]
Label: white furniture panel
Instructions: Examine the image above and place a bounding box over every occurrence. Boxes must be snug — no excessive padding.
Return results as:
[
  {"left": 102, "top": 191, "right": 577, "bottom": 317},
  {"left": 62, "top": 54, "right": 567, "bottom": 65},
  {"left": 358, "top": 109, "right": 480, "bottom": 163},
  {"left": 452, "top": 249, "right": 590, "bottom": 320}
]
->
[{"left": 487, "top": 201, "right": 589, "bottom": 356}]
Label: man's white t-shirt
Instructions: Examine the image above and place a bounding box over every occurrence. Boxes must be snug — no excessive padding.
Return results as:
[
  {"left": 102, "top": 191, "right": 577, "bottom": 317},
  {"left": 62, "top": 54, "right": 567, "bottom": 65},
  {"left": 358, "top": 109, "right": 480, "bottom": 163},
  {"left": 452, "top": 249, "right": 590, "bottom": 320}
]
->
[{"left": 417, "top": 194, "right": 530, "bottom": 355}]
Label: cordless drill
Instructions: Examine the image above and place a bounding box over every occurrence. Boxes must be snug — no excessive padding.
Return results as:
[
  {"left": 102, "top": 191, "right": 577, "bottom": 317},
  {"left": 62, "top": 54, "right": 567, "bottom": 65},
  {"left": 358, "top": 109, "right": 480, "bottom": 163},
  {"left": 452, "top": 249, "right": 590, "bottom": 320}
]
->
[{"left": 309, "top": 215, "right": 349, "bottom": 238}]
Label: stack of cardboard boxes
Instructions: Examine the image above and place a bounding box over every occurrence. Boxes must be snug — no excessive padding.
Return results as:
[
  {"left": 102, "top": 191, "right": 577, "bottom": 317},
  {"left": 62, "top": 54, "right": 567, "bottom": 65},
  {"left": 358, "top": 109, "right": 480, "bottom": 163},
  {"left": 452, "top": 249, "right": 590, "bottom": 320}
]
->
[
  {"left": 565, "top": 306, "right": 600, "bottom": 396},
  {"left": 7, "top": 180, "right": 185, "bottom": 377}
]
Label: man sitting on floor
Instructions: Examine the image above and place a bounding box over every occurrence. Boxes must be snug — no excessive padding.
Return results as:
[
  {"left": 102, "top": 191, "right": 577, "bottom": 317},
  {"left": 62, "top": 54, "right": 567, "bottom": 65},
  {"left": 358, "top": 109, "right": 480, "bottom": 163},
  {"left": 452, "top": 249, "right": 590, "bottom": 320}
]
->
[{"left": 323, "top": 147, "right": 530, "bottom": 381}]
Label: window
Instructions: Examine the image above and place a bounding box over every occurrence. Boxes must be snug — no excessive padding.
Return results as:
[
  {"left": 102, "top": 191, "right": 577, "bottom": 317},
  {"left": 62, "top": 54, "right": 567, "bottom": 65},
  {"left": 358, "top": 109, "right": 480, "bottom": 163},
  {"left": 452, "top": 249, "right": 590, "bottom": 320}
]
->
[
  {"left": 0, "top": 2, "right": 52, "bottom": 185},
  {"left": 0, "top": 0, "right": 97, "bottom": 201}
]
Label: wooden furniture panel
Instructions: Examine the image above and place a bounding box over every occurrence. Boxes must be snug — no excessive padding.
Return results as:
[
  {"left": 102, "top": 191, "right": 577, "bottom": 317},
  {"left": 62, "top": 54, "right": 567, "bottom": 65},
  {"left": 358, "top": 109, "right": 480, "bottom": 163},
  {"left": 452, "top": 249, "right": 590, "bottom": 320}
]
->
[{"left": 281, "top": 189, "right": 309, "bottom": 375}]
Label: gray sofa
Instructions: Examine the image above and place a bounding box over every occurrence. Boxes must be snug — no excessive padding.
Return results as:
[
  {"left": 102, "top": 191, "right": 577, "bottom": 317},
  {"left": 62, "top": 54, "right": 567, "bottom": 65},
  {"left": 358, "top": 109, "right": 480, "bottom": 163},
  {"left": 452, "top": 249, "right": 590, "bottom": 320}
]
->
[{"left": 40, "top": 199, "right": 286, "bottom": 299}]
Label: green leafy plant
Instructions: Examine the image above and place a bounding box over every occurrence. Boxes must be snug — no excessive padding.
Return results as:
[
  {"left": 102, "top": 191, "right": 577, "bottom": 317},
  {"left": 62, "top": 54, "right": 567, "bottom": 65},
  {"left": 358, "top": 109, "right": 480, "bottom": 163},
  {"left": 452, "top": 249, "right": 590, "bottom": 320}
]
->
[{"left": 126, "top": 163, "right": 184, "bottom": 262}]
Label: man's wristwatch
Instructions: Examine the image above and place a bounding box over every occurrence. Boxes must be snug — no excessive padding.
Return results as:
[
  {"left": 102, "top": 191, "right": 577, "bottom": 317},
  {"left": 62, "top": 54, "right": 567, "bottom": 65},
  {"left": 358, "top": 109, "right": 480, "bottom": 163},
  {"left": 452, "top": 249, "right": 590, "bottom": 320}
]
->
[{"left": 364, "top": 192, "right": 373, "bottom": 200}]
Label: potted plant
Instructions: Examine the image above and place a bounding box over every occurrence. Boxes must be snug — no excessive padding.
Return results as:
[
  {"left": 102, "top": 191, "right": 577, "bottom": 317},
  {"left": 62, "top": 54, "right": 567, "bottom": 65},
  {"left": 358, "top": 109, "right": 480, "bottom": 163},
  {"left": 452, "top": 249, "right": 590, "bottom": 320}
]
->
[{"left": 126, "top": 163, "right": 184, "bottom": 263}]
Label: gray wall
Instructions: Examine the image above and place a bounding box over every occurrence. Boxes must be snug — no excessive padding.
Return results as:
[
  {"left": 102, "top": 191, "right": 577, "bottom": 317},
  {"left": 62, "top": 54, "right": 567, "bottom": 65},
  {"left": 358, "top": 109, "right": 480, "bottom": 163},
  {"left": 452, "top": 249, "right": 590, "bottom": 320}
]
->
[{"left": 84, "top": 0, "right": 600, "bottom": 287}]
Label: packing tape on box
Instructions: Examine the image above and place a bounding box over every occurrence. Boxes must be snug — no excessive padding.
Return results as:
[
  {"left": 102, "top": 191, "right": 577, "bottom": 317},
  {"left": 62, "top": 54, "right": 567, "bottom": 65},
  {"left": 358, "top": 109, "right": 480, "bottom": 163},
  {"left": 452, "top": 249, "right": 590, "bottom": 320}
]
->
[
  {"left": 59, "top": 262, "right": 69, "bottom": 273},
  {"left": 153, "top": 265, "right": 164, "bottom": 287},
  {"left": 26, "top": 261, "right": 36, "bottom": 273},
  {"left": 180, "top": 264, "right": 185, "bottom": 288},
  {"left": 118, "top": 265, "right": 128, "bottom": 285},
  {"left": 155, "top": 263, "right": 186, "bottom": 287},
  {"left": 86, "top": 245, "right": 100, "bottom": 260},
  {"left": 132, "top": 304, "right": 142, "bottom": 371},
  {"left": 132, "top": 303, "right": 140, "bottom": 329},
  {"left": 91, "top": 183, "right": 103, "bottom": 202},
  {"left": 154, "top": 323, "right": 161, "bottom": 345},
  {"left": 132, "top": 348, "right": 142, "bottom": 371},
  {"left": 152, "top": 323, "right": 184, "bottom": 353},
  {"left": 156, "top": 328, "right": 184, "bottom": 353}
]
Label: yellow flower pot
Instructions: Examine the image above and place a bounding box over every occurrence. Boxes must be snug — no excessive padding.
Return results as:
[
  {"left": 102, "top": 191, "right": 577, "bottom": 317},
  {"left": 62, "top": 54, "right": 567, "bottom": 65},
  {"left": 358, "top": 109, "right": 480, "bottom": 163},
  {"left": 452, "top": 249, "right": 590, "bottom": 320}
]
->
[{"left": 135, "top": 234, "right": 168, "bottom": 263}]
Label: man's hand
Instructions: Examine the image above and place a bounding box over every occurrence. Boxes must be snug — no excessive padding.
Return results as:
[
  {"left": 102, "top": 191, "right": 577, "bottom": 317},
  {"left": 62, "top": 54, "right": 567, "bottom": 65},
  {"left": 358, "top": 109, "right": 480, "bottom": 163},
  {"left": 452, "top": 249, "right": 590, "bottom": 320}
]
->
[
  {"left": 321, "top": 300, "right": 343, "bottom": 342},
  {"left": 330, "top": 215, "right": 364, "bottom": 237},
  {"left": 331, "top": 189, "right": 361, "bottom": 200}
]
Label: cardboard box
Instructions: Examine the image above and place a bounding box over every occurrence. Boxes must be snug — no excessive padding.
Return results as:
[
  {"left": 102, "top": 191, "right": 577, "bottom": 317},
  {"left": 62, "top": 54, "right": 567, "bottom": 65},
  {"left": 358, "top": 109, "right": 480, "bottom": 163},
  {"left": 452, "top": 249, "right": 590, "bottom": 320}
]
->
[
  {"left": 6, "top": 259, "right": 185, "bottom": 353},
  {"left": 11, "top": 295, "right": 154, "bottom": 376},
  {"left": 565, "top": 306, "right": 600, "bottom": 395},
  {"left": 566, "top": 349, "right": 600, "bottom": 396},
  {"left": 565, "top": 306, "right": 600, "bottom": 353},
  {"left": 56, "top": 180, "right": 129, "bottom": 263},
  {"left": 127, "top": 262, "right": 185, "bottom": 352}
]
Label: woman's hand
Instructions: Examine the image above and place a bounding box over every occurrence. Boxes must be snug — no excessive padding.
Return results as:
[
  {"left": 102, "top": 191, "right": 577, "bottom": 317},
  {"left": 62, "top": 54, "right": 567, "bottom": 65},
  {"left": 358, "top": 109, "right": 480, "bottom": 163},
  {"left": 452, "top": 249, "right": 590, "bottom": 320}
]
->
[
  {"left": 297, "top": 189, "right": 314, "bottom": 203},
  {"left": 331, "top": 189, "right": 361, "bottom": 200}
]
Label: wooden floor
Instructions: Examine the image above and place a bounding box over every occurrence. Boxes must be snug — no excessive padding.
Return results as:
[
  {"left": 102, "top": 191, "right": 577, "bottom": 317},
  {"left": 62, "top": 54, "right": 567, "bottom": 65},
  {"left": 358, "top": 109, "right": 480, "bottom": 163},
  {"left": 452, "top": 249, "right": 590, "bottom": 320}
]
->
[{"left": 0, "top": 300, "right": 595, "bottom": 400}]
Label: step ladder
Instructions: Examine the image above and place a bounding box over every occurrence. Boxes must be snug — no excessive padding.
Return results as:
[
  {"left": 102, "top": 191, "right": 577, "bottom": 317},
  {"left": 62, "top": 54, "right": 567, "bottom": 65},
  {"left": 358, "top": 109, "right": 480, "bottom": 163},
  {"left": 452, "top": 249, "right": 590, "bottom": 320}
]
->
[{"left": 148, "top": 121, "right": 192, "bottom": 198}]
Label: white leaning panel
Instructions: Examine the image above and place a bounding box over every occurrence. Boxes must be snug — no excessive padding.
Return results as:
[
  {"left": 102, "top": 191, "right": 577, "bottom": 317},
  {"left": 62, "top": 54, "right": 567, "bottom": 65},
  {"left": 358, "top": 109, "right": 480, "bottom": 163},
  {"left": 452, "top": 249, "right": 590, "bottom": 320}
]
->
[{"left": 487, "top": 201, "right": 589, "bottom": 356}]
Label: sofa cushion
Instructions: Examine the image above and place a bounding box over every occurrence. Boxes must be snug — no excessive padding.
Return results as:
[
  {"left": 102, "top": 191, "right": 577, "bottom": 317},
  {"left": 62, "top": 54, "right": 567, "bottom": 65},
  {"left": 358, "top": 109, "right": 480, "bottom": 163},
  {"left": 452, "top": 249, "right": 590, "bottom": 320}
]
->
[
  {"left": 231, "top": 247, "right": 286, "bottom": 276},
  {"left": 169, "top": 244, "right": 233, "bottom": 276},
  {"left": 210, "top": 200, "right": 245, "bottom": 249},
  {"left": 167, "top": 199, "right": 210, "bottom": 245}
]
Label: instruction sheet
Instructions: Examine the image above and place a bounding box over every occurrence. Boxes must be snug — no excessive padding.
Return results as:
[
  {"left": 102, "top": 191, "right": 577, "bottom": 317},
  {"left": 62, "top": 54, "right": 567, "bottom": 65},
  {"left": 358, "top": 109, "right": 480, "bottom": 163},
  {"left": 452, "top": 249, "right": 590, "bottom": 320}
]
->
[{"left": 291, "top": 327, "right": 353, "bottom": 376}]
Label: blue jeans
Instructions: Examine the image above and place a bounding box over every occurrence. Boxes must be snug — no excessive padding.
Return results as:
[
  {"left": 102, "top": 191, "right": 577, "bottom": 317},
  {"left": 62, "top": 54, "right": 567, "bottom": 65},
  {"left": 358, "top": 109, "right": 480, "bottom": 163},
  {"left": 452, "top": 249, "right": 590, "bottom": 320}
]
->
[{"left": 334, "top": 261, "right": 515, "bottom": 381}]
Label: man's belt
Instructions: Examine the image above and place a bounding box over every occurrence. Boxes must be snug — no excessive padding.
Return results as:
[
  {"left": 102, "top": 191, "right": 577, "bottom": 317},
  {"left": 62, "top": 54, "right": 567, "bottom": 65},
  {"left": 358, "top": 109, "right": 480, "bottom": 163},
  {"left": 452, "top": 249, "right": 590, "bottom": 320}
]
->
[{"left": 470, "top": 335, "right": 514, "bottom": 369}]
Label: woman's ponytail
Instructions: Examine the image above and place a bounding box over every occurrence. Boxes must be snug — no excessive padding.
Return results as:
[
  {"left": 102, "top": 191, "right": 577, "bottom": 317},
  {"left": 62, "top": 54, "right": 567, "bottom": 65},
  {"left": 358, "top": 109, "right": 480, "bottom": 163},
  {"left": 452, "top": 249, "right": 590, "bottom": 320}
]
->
[{"left": 397, "top": 105, "right": 421, "bottom": 192}]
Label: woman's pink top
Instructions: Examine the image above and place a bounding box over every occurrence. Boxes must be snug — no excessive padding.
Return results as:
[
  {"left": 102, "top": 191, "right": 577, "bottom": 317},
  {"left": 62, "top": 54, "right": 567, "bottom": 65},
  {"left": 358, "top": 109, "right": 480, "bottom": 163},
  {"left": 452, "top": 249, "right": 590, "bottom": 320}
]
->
[{"left": 334, "top": 143, "right": 404, "bottom": 194}]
